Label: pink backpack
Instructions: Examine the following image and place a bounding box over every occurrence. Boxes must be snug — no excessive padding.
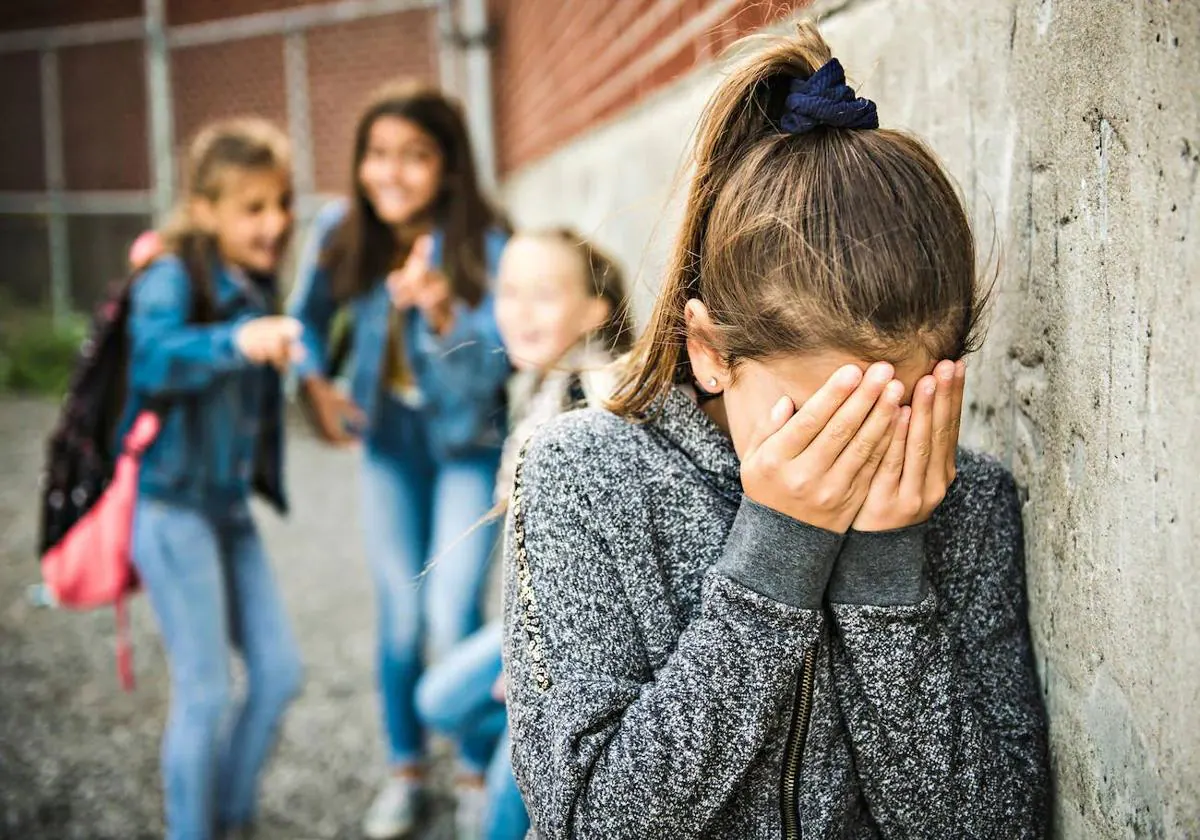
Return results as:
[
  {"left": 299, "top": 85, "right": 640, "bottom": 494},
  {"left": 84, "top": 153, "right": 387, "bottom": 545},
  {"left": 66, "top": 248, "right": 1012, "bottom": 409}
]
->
[
  {"left": 37, "top": 273, "right": 185, "bottom": 691},
  {"left": 41, "top": 412, "right": 160, "bottom": 690}
]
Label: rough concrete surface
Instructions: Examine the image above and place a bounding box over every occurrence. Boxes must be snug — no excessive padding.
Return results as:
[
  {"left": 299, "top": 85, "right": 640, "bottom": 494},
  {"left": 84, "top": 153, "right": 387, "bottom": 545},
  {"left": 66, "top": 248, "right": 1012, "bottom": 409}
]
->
[
  {"left": 502, "top": 1, "right": 1200, "bottom": 836},
  {"left": 0, "top": 400, "right": 461, "bottom": 839}
]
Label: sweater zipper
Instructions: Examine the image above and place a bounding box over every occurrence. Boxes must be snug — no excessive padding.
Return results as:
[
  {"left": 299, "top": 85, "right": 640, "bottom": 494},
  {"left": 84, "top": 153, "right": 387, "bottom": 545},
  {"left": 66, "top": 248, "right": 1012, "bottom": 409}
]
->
[{"left": 780, "top": 644, "right": 817, "bottom": 840}]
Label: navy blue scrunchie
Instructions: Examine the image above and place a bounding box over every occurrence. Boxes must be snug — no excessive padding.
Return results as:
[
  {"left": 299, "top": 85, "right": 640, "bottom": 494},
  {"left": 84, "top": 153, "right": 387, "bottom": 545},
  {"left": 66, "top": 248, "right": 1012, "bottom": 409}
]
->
[{"left": 780, "top": 58, "right": 878, "bottom": 134}]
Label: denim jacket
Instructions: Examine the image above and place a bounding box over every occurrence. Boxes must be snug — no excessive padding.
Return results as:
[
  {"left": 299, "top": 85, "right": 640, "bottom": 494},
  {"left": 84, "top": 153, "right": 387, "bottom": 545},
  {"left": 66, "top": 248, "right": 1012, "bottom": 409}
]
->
[
  {"left": 120, "top": 255, "right": 287, "bottom": 514},
  {"left": 289, "top": 200, "right": 510, "bottom": 459}
]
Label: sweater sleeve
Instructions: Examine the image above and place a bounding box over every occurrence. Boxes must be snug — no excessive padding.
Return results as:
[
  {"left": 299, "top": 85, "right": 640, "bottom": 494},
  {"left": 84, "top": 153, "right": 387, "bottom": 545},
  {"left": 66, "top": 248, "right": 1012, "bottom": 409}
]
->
[
  {"left": 503, "top": 427, "right": 840, "bottom": 840},
  {"left": 826, "top": 464, "right": 1050, "bottom": 838}
]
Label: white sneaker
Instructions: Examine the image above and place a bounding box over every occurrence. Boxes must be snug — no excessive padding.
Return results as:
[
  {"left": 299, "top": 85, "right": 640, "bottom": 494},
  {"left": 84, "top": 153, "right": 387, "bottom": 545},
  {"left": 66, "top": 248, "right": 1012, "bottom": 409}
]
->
[
  {"left": 454, "top": 780, "right": 488, "bottom": 840},
  {"left": 362, "top": 777, "right": 423, "bottom": 839}
]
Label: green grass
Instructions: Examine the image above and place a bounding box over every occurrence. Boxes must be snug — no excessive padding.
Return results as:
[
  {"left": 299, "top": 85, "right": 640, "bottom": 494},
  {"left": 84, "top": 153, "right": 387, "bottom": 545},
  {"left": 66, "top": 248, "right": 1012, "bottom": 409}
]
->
[{"left": 0, "top": 305, "right": 89, "bottom": 397}]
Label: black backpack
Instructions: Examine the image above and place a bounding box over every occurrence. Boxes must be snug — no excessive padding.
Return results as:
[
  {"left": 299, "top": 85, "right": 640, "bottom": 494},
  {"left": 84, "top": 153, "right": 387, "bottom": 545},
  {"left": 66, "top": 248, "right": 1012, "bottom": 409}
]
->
[
  {"left": 37, "top": 252, "right": 227, "bottom": 558},
  {"left": 39, "top": 278, "right": 145, "bottom": 557}
]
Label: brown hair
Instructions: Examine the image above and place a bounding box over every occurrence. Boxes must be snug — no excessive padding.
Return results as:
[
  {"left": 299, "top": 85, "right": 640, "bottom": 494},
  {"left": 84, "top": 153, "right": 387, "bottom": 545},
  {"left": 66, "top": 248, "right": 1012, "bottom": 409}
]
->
[
  {"left": 323, "top": 80, "right": 509, "bottom": 304},
  {"left": 160, "top": 117, "right": 291, "bottom": 320},
  {"left": 524, "top": 227, "right": 636, "bottom": 355},
  {"left": 610, "top": 22, "right": 988, "bottom": 416}
]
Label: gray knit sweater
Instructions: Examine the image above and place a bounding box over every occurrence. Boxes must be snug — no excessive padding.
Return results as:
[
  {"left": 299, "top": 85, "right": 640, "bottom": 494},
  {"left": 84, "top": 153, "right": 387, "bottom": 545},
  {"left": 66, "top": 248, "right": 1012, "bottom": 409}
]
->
[{"left": 502, "top": 386, "right": 1049, "bottom": 839}]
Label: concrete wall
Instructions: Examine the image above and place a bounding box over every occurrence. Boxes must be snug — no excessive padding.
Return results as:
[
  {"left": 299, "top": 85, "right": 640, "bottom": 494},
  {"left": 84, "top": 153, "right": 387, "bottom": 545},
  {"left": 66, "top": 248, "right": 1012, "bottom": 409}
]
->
[{"left": 500, "top": 0, "right": 1200, "bottom": 835}]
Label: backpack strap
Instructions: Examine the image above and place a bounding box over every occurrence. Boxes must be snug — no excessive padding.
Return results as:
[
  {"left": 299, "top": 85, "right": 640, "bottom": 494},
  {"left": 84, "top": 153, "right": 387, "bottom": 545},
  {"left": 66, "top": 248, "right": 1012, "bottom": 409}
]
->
[{"left": 115, "top": 596, "right": 134, "bottom": 691}]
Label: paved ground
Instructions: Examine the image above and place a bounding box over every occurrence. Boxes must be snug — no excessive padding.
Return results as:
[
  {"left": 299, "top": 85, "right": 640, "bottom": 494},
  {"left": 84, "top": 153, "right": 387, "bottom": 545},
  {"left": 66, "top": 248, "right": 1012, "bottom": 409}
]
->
[{"left": 0, "top": 398, "right": 467, "bottom": 840}]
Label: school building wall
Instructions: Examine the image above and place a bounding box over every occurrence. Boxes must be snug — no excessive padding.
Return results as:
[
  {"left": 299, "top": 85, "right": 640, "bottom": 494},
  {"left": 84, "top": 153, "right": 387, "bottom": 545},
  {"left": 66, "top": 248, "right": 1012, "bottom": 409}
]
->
[
  {"left": 497, "top": 0, "right": 1200, "bottom": 836},
  {"left": 0, "top": 0, "right": 439, "bottom": 313}
]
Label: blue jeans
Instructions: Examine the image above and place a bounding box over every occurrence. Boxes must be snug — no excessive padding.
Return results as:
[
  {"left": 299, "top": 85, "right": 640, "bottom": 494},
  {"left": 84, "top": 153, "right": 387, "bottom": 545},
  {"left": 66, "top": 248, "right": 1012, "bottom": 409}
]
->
[
  {"left": 132, "top": 499, "right": 303, "bottom": 840},
  {"left": 362, "top": 396, "right": 501, "bottom": 767},
  {"left": 417, "top": 623, "right": 530, "bottom": 840}
]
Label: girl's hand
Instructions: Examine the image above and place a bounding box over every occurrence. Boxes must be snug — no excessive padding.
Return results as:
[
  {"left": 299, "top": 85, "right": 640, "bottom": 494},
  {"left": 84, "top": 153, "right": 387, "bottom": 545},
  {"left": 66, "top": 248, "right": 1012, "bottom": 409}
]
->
[
  {"left": 387, "top": 235, "right": 455, "bottom": 334},
  {"left": 301, "top": 376, "right": 366, "bottom": 446},
  {"left": 741, "top": 363, "right": 904, "bottom": 533},
  {"left": 852, "top": 360, "right": 965, "bottom": 531},
  {"left": 491, "top": 671, "right": 506, "bottom": 703},
  {"left": 234, "top": 316, "right": 305, "bottom": 370}
]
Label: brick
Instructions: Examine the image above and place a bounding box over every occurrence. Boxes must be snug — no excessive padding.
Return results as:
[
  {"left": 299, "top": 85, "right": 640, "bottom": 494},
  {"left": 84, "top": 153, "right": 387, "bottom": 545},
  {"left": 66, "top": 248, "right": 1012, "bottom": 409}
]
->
[
  {"left": 167, "top": 0, "right": 316, "bottom": 27},
  {"left": 67, "top": 213, "right": 153, "bottom": 308},
  {"left": 306, "top": 10, "right": 436, "bottom": 192},
  {"left": 493, "top": 0, "right": 811, "bottom": 173},
  {"left": 170, "top": 35, "right": 288, "bottom": 165},
  {"left": 0, "top": 51, "right": 45, "bottom": 191},
  {"left": 0, "top": 0, "right": 140, "bottom": 31},
  {"left": 60, "top": 41, "right": 150, "bottom": 191}
]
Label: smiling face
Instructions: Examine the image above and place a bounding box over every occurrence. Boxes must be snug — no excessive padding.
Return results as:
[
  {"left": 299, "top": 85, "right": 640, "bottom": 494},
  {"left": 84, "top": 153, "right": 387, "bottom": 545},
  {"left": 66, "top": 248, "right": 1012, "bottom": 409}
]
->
[
  {"left": 495, "top": 236, "right": 611, "bottom": 371},
  {"left": 357, "top": 115, "right": 444, "bottom": 228},
  {"left": 192, "top": 165, "right": 293, "bottom": 274}
]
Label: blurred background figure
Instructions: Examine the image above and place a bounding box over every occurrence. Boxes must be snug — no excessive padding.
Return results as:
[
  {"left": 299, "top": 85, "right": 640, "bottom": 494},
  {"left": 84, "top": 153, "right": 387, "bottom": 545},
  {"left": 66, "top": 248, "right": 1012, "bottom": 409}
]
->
[
  {"left": 121, "top": 117, "right": 303, "bottom": 840},
  {"left": 289, "top": 81, "right": 510, "bottom": 840},
  {"left": 415, "top": 227, "right": 633, "bottom": 840}
]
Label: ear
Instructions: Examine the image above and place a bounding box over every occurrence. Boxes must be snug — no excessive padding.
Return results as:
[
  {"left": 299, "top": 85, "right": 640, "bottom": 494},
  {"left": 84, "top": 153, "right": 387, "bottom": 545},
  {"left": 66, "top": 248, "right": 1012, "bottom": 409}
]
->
[
  {"left": 189, "top": 196, "right": 218, "bottom": 234},
  {"left": 684, "top": 299, "right": 727, "bottom": 391}
]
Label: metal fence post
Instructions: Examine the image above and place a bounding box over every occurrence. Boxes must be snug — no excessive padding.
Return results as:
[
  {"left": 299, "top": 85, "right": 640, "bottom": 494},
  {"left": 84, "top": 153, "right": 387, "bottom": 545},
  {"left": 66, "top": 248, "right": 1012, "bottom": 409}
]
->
[
  {"left": 145, "top": 0, "right": 174, "bottom": 225},
  {"left": 284, "top": 31, "right": 316, "bottom": 203},
  {"left": 40, "top": 48, "right": 71, "bottom": 323}
]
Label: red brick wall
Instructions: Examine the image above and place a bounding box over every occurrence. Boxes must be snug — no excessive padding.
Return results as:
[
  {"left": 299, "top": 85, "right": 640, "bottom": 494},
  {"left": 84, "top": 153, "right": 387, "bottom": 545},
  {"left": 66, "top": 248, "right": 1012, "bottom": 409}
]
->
[
  {"left": 307, "top": 9, "right": 438, "bottom": 192},
  {"left": 171, "top": 35, "right": 289, "bottom": 158},
  {"left": 0, "top": 51, "right": 45, "bottom": 191},
  {"left": 60, "top": 41, "right": 150, "bottom": 191},
  {"left": 491, "top": 0, "right": 812, "bottom": 175},
  {"left": 167, "top": 0, "right": 318, "bottom": 27},
  {"left": 0, "top": 0, "right": 140, "bottom": 31}
]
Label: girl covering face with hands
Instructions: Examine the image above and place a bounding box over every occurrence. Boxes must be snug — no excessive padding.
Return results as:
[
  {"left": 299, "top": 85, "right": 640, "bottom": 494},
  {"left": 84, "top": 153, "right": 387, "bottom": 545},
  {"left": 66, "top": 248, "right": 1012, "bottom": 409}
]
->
[{"left": 502, "top": 22, "right": 1049, "bottom": 840}]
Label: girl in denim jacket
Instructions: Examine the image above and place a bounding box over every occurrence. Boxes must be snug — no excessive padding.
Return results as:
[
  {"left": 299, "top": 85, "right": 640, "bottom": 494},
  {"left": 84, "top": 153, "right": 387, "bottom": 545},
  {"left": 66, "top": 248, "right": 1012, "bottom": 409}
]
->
[
  {"left": 125, "top": 118, "right": 305, "bottom": 840},
  {"left": 288, "top": 81, "right": 510, "bottom": 839}
]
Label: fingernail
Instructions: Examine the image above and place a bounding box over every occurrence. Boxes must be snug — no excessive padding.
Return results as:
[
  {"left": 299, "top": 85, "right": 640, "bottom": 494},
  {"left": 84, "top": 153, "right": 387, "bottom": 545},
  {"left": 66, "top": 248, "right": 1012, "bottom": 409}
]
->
[
  {"left": 872, "top": 363, "right": 895, "bottom": 383},
  {"left": 924, "top": 379, "right": 937, "bottom": 396},
  {"left": 837, "top": 366, "right": 862, "bottom": 387},
  {"left": 956, "top": 360, "right": 967, "bottom": 377},
  {"left": 938, "top": 361, "right": 955, "bottom": 382},
  {"left": 771, "top": 396, "right": 792, "bottom": 423},
  {"left": 900, "top": 405, "right": 912, "bottom": 424},
  {"left": 885, "top": 381, "right": 903, "bottom": 401}
]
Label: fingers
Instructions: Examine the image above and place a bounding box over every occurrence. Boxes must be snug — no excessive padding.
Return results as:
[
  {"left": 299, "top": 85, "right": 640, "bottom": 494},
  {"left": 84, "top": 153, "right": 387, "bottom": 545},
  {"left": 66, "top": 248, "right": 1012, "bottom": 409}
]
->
[
  {"left": 929, "top": 360, "right": 957, "bottom": 484},
  {"left": 900, "top": 374, "right": 936, "bottom": 499},
  {"left": 848, "top": 406, "right": 908, "bottom": 530},
  {"left": 337, "top": 395, "right": 368, "bottom": 429},
  {"left": 803, "top": 362, "right": 894, "bottom": 471},
  {"left": 829, "top": 378, "right": 903, "bottom": 487},
  {"left": 387, "top": 269, "right": 415, "bottom": 309},
  {"left": 274, "top": 316, "right": 302, "bottom": 341},
  {"left": 759, "top": 365, "right": 863, "bottom": 463},
  {"left": 745, "top": 395, "right": 795, "bottom": 455},
  {"left": 409, "top": 234, "right": 434, "bottom": 267},
  {"left": 881, "top": 405, "right": 911, "bottom": 482}
]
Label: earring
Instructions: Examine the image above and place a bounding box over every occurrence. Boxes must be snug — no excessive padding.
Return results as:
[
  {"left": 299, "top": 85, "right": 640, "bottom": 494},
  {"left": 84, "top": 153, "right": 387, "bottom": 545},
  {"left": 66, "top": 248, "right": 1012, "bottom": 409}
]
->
[{"left": 706, "top": 377, "right": 718, "bottom": 389}]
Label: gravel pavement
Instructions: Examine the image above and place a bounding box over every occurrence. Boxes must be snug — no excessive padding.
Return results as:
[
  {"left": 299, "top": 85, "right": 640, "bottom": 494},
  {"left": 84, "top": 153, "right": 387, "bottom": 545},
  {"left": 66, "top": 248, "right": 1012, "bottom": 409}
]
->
[{"left": 0, "top": 398, "right": 466, "bottom": 840}]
